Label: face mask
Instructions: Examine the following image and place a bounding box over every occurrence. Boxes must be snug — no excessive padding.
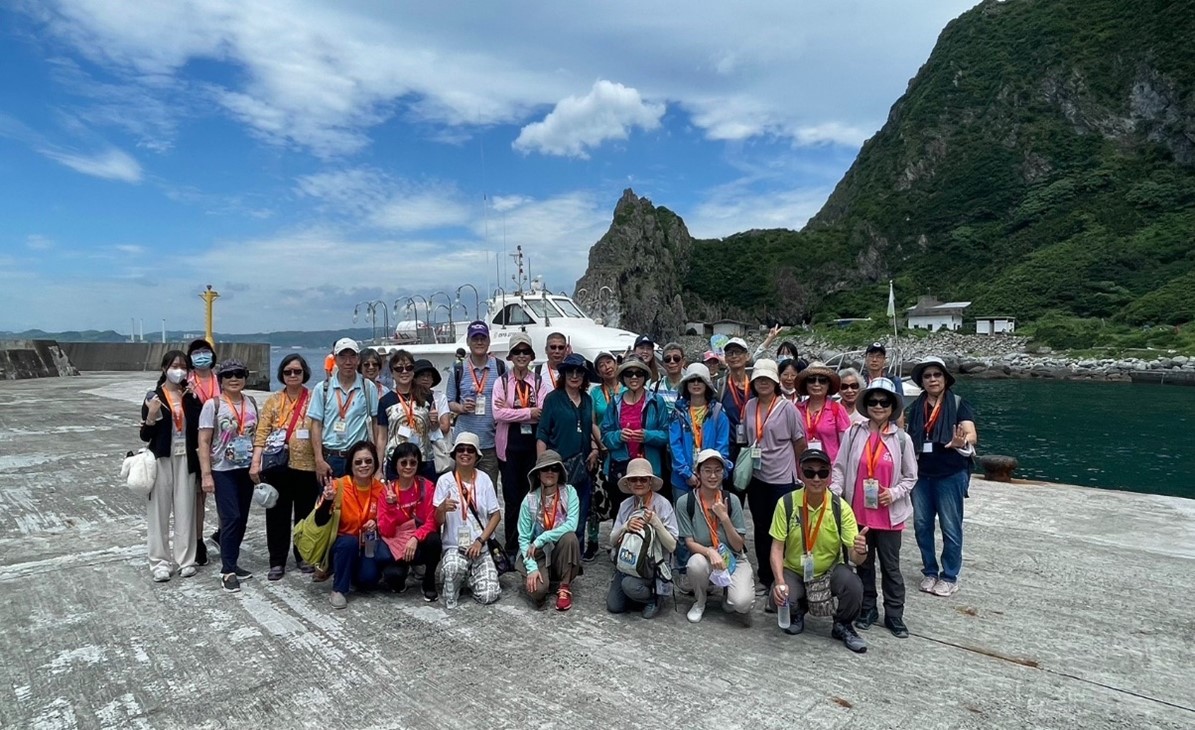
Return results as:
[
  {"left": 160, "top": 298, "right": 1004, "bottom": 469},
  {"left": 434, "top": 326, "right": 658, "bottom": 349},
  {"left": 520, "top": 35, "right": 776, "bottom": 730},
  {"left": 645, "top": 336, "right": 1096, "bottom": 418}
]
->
[
  {"left": 166, "top": 368, "right": 188, "bottom": 384},
  {"left": 192, "top": 352, "right": 213, "bottom": 369}
]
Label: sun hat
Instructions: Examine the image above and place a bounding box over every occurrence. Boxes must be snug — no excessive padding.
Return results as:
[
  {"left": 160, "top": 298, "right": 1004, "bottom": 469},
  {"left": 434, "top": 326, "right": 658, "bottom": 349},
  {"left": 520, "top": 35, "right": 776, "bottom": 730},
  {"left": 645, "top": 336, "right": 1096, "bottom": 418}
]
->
[
  {"left": 618, "top": 458, "right": 663, "bottom": 493},
  {"left": 724, "top": 337, "right": 749, "bottom": 353},
  {"left": 558, "top": 353, "right": 588, "bottom": 373},
  {"left": 865, "top": 342, "right": 887, "bottom": 355},
  {"left": 333, "top": 338, "right": 359, "bottom": 355},
  {"left": 796, "top": 361, "right": 841, "bottom": 395},
  {"left": 749, "top": 358, "right": 780, "bottom": 385},
  {"left": 799, "top": 448, "right": 832, "bottom": 466},
  {"left": 466, "top": 320, "right": 489, "bottom": 339},
  {"left": 679, "top": 363, "right": 715, "bottom": 393},
  {"left": 617, "top": 358, "right": 652, "bottom": 381},
  {"left": 911, "top": 356, "right": 956, "bottom": 389},
  {"left": 452, "top": 432, "right": 481, "bottom": 453},
  {"left": 695, "top": 448, "right": 730, "bottom": 471},
  {"left": 856, "top": 377, "right": 904, "bottom": 417},
  {"left": 252, "top": 482, "right": 279, "bottom": 509},
  {"left": 528, "top": 449, "right": 566, "bottom": 483},
  {"left": 216, "top": 358, "right": 248, "bottom": 379},
  {"left": 506, "top": 332, "right": 535, "bottom": 358},
  {"left": 412, "top": 359, "right": 441, "bottom": 387}
]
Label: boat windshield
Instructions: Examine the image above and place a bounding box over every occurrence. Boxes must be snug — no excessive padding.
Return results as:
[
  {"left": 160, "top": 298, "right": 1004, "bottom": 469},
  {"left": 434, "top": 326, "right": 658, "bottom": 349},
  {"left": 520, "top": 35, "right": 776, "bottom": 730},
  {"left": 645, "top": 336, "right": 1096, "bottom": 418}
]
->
[
  {"left": 521, "top": 298, "right": 559, "bottom": 320},
  {"left": 551, "top": 297, "right": 585, "bottom": 318}
]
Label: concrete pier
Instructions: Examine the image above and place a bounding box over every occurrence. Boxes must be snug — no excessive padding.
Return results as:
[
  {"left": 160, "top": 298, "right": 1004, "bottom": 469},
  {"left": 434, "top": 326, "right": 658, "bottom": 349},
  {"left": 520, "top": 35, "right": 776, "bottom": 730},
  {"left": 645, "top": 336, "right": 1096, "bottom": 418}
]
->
[{"left": 1, "top": 373, "right": 1192, "bottom": 729}]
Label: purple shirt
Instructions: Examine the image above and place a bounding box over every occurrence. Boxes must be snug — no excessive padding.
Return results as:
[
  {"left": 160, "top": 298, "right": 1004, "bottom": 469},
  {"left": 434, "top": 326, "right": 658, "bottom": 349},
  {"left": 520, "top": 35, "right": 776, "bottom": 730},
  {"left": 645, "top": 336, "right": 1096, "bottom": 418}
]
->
[{"left": 742, "top": 397, "right": 805, "bottom": 485}]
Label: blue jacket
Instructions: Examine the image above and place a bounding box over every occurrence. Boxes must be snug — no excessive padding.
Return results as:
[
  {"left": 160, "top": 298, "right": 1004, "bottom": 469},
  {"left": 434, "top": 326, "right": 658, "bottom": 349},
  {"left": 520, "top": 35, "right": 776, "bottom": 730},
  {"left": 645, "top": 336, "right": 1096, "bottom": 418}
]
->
[
  {"left": 668, "top": 399, "right": 730, "bottom": 491},
  {"left": 600, "top": 392, "right": 670, "bottom": 474}
]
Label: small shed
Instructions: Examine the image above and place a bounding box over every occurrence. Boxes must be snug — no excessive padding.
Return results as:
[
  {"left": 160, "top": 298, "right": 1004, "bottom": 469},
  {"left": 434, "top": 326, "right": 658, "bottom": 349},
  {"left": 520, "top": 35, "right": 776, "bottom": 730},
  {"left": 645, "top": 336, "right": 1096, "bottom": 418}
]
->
[
  {"left": 975, "top": 316, "right": 1016, "bottom": 335},
  {"left": 712, "top": 319, "right": 748, "bottom": 337},
  {"left": 906, "top": 297, "right": 971, "bottom": 332},
  {"left": 685, "top": 321, "right": 711, "bottom": 337}
]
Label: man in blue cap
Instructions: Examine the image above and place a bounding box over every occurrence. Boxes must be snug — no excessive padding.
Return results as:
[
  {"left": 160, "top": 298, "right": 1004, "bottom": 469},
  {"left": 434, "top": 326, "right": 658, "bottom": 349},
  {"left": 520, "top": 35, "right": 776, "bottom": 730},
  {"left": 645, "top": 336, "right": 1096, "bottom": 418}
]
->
[{"left": 447, "top": 321, "right": 505, "bottom": 486}]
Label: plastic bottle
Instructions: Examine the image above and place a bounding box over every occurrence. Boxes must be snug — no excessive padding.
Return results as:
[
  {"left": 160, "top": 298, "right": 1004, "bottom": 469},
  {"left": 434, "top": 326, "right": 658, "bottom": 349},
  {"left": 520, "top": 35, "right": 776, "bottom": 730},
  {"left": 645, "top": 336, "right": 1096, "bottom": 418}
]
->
[{"left": 777, "top": 587, "right": 791, "bottom": 629}]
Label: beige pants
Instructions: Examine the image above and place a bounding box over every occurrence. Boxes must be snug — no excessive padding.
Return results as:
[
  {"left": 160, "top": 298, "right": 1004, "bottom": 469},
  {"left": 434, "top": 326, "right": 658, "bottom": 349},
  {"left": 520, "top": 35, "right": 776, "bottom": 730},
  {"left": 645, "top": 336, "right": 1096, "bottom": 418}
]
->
[
  {"left": 148, "top": 453, "right": 197, "bottom": 572},
  {"left": 517, "top": 532, "right": 581, "bottom": 602},
  {"left": 687, "top": 552, "right": 755, "bottom": 613}
]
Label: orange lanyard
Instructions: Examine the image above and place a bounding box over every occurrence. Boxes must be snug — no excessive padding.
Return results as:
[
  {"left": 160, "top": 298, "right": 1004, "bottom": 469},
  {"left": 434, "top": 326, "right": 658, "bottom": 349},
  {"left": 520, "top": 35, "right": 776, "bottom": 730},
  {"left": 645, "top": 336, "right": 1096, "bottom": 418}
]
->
[
  {"left": 395, "top": 480, "right": 420, "bottom": 523},
  {"left": 470, "top": 363, "right": 488, "bottom": 395},
  {"left": 689, "top": 406, "right": 706, "bottom": 451},
  {"left": 395, "top": 391, "right": 417, "bottom": 429},
  {"left": 192, "top": 372, "right": 217, "bottom": 402},
  {"left": 515, "top": 377, "right": 533, "bottom": 408},
  {"left": 276, "top": 390, "right": 308, "bottom": 429},
  {"left": 223, "top": 395, "right": 247, "bottom": 435},
  {"left": 754, "top": 397, "right": 778, "bottom": 442},
  {"left": 728, "top": 376, "right": 749, "bottom": 411},
  {"left": 163, "top": 389, "right": 184, "bottom": 432},
  {"left": 801, "top": 491, "right": 828, "bottom": 554},
  {"left": 335, "top": 386, "right": 356, "bottom": 421},
  {"left": 540, "top": 489, "right": 561, "bottom": 530},
  {"left": 546, "top": 367, "right": 558, "bottom": 389},
  {"left": 804, "top": 402, "right": 824, "bottom": 439},
  {"left": 699, "top": 491, "right": 722, "bottom": 550},
  {"left": 454, "top": 471, "right": 474, "bottom": 519},
  {"left": 924, "top": 398, "right": 943, "bottom": 434},
  {"left": 864, "top": 430, "right": 886, "bottom": 479}
]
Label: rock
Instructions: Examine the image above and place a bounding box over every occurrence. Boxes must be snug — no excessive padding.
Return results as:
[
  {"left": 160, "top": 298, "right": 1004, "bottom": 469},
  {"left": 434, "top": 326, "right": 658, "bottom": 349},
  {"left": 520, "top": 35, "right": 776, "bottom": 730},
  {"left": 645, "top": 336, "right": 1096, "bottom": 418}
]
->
[
  {"left": 1174, "top": 355, "right": 1190, "bottom": 365},
  {"left": 977, "top": 455, "right": 1019, "bottom": 482},
  {"left": 959, "top": 360, "right": 988, "bottom": 374}
]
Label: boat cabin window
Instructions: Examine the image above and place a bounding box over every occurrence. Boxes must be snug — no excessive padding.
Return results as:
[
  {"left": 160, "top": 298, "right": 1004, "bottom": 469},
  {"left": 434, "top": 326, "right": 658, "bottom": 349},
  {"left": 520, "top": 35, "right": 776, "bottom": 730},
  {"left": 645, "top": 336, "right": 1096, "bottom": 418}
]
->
[
  {"left": 522, "top": 298, "right": 557, "bottom": 320},
  {"left": 551, "top": 297, "right": 584, "bottom": 318},
  {"left": 493, "top": 303, "right": 535, "bottom": 326}
]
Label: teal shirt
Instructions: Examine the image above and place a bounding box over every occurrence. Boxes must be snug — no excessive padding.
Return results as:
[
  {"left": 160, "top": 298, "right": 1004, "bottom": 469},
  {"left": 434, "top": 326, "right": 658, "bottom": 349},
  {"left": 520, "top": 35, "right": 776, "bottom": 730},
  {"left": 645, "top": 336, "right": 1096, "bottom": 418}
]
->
[
  {"left": 518, "top": 485, "right": 580, "bottom": 573},
  {"left": 536, "top": 389, "right": 594, "bottom": 460}
]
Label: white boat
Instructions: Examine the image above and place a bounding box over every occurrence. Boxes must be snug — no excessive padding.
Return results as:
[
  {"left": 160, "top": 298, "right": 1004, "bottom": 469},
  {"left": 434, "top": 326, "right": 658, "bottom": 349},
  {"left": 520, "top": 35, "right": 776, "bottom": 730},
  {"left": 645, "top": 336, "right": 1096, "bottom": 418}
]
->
[{"left": 372, "top": 278, "right": 638, "bottom": 379}]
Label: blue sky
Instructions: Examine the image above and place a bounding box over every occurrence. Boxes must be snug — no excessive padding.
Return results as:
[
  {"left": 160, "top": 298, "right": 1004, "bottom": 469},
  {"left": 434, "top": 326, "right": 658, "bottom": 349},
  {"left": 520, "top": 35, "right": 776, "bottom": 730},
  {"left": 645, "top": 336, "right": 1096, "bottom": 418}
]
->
[{"left": 0, "top": 0, "right": 976, "bottom": 334}]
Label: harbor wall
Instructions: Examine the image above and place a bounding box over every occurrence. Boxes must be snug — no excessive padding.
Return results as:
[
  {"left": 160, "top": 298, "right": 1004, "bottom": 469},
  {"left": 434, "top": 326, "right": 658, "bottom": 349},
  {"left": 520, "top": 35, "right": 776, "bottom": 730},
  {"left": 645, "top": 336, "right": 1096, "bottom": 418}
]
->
[
  {"left": 59, "top": 342, "right": 271, "bottom": 390},
  {"left": 0, "top": 340, "right": 79, "bottom": 381}
]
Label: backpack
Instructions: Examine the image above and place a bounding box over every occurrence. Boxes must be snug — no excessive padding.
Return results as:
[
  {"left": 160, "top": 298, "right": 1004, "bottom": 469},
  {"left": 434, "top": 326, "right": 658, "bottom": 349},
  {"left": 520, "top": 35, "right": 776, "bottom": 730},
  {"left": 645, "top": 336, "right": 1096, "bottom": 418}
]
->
[
  {"left": 781, "top": 491, "right": 849, "bottom": 568},
  {"left": 452, "top": 359, "right": 506, "bottom": 403},
  {"left": 615, "top": 513, "right": 672, "bottom": 581}
]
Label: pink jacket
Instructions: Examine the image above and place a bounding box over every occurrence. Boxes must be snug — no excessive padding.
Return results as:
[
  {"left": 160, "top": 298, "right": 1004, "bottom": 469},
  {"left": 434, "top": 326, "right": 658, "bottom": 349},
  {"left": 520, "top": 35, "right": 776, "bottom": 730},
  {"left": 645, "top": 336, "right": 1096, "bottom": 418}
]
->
[
  {"left": 492, "top": 370, "right": 548, "bottom": 460},
  {"left": 828, "top": 422, "right": 918, "bottom": 526}
]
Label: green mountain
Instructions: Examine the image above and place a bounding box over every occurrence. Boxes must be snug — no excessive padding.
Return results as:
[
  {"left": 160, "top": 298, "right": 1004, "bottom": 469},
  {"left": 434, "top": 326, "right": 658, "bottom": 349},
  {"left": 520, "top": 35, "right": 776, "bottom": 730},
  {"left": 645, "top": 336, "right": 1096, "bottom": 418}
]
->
[{"left": 681, "top": 0, "right": 1195, "bottom": 328}]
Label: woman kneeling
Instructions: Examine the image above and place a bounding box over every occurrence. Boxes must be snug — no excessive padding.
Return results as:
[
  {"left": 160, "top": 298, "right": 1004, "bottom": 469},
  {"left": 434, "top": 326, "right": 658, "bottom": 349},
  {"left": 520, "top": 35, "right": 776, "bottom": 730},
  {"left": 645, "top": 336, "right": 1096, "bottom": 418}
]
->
[
  {"left": 607, "top": 458, "right": 678, "bottom": 619},
  {"left": 312, "top": 441, "right": 387, "bottom": 609},
  {"left": 516, "top": 450, "right": 581, "bottom": 611},
  {"left": 377, "top": 442, "right": 442, "bottom": 602}
]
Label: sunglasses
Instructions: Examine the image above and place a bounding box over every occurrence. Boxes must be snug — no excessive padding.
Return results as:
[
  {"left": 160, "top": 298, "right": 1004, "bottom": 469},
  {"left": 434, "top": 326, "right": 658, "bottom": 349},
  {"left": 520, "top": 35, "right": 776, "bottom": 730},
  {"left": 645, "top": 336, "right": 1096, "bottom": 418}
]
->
[
  {"left": 362, "top": 361, "right": 380, "bottom": 369},
  {"left": 623, "top": 371, "right": 648, "bottom": 379},
  {"left": 865, "top": 399, "right": 894, "bottom": 408},
  {"left": 663, "top": 355, "right": 683, "bottom": 364},
  {"left": 840, "top": 383, "right": 860, "bottom": 390},
  {"left": 801, "top": 468, "right": 830, "bottom": 479},
  {"left": 547, "top": 344, "right": 567, "bottom": 351},
  {"left": 922, "top": 371, "right": 946, "bottom": 380},
  {"left": 626, "top": 476, "right": 652, "bottom": 483},
  {"left": 806, "top": 375, "right": 830, "bottom": 385},
  {"left": 396, "top": 458, "right": 419, "bottom": 468},
  {"left": 454, "top": 447, "right": 478, "bottom": 456},
  {"left": 352, "top": 459, "right": 375, "bottom": 467},
  {"left": 282, "top": 368, "right": 304, "bottom": 376},
  {"left": 391, "top": 364, "right": 414, "bottom": 373},
  {"left": 565, "top": 370, "right": 585, "bottom": 378},
  {"left": 221, "top": 370, "right": 248, "bottom": 379},
  {"left": 510, "top": 349, "right": 533, "bottom": 357}
]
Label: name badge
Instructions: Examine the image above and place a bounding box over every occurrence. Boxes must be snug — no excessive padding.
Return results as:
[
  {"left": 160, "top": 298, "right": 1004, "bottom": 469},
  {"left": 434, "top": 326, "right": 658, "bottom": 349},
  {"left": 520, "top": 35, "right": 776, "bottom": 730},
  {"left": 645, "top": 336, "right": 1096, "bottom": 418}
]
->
[
  {"left": 808, "top": 439, "right": 823, "bottom": 452},
  {"left": 397, "top": 425, "right": 413, "bottom": 439},
  {"left": 333, "top": 421, "right": 347, "bottom": 434},
  {"left": 172, "top": 439, "right": 187, "bottom": 457},
  {"left": 473, "top": 395, "right": 486, "bottom": 415},
  {"left": 734, "top": 423, "right": 747, "bottom": 443},
  {"left": 863, "top": 478, "right": 880, "bottom": 509},
  {"left": 802, "top": 551, "right": 815, "bottom": 582},
  {"left": 457, "top": 526, "right": 473, "bottom": 550},
  {"left": 750, "top": 445, "right": 762, "bottom": 466},
  {"left": 922, "top": 441, "right": 934, "bottom": 453},
  {"left": 295, "top": 428, "right": 309, "bottom": 440},
  {"left": 520, "top": 423, "right": 533, "bottom": 435}
]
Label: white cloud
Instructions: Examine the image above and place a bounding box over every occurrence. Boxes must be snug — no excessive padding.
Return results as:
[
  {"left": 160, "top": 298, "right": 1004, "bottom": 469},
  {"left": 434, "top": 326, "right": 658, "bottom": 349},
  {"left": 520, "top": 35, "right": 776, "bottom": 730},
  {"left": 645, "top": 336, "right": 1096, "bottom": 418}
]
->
[
  {"left": 513, "top": 80, "right": 665, "bottom": 158},
  {"left": 370, "top": 193, "right": 472, "bottom": 232},
  {"left": 25, "top": 235, "right": 54, "bottom": 251},
  {"left": 39, "top": 146, "right": 142, "bottom": 183},
  {"left": 687, "top": 185, "right": 833, "bottom": 239},
  {"left": 296, "top": 167, "right": 474, "bottom": 232}
]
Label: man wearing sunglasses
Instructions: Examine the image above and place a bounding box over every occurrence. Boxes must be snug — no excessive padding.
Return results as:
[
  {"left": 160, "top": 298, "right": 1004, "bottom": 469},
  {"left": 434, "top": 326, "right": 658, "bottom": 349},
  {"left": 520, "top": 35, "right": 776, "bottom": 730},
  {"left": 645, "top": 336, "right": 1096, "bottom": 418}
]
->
[
  {"left": 768, "top": 449, "right": 869, "bottom": 653},
  {"left": 534, "top": 331, "right": 569, "bottom": 390}
]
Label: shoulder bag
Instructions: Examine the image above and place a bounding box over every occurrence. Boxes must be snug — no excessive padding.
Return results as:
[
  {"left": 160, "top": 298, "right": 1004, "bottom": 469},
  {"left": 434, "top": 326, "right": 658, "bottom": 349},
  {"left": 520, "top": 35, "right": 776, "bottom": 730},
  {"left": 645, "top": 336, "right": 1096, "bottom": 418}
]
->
[
  {"left": 293, "top": 482, "right": 342, "bottom": 571},
  {"left": 262, "top": 389, "right": 309, "bottom": 473}
]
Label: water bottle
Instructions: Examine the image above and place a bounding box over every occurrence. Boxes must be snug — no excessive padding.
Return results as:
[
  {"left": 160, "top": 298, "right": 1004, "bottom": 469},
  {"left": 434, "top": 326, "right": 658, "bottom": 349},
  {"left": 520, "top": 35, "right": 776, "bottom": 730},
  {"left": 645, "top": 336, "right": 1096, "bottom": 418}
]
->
[
  {"left": 443, "top": 578, "right": 458, "bottom": 609},
  {"left": 777, "top": 586, "right": 791, "bottom": 629}
]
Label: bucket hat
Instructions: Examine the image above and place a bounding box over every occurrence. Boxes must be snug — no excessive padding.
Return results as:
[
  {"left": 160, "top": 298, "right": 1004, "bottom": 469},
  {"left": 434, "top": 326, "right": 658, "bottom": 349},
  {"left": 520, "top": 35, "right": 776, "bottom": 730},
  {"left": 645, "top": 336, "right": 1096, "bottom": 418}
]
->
[
  {"left": 506, "top": 332, "right": 535, "bottom": 359},
  {"left": 617, "top": 358, "right": 652, "bottom": 381},
  {"left": 617, "top": 458, "right": 663, "bottom": 493},
  {"left": 679, "top": 363, "right": 715, "bottom": 393},
  {"left": 252, "top": 482, "right": 279, "bottom": 509},
  {"left": 528, "top": 449, "right": 566, "bottom": 484},
  {"left": 911, "top": 356, "right": 956, "bottom": 389},
  {"left": 856, "top": 377, "right": 904, "bottom": 417},
  {"left": 796, "top": 361, "right": 841, "bottom": 396},
  {"left": 749, "top": 358, "right": 780, "bottom": 385},
  {"left": 412, "top": 359, "right": 441, "bottom": 387},
  {"left": 452, "top": 432, "right": 481, "bottom": 454}
]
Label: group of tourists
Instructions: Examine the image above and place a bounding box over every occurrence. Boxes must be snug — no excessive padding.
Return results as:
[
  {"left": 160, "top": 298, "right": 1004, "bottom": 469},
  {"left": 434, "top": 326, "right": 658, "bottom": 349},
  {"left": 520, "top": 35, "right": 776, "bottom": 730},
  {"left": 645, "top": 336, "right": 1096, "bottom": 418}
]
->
[{"left": 137, "top": 326, "right": 977, "bottom": 654}]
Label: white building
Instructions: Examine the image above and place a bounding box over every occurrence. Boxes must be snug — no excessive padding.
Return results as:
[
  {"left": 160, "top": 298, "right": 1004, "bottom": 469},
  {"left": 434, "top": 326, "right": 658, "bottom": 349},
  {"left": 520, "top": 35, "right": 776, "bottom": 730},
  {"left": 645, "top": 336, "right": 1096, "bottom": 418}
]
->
[
  {"left": 906, "top": 297, "right": 971, "bottom": 332},
  {"left": 976, "top": 316, "right": 1016, "bottom": 335}
]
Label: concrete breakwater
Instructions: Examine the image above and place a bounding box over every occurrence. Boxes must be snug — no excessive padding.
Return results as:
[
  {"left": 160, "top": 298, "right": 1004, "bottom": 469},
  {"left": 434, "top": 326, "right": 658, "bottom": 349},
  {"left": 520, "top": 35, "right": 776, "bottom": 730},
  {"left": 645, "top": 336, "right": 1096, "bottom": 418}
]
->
[
  {"left": 0, "top": 339, "right": 78, "bottom": 381},
  {"left": 58, "top": 341, "right": 272, "bottom": 390}
]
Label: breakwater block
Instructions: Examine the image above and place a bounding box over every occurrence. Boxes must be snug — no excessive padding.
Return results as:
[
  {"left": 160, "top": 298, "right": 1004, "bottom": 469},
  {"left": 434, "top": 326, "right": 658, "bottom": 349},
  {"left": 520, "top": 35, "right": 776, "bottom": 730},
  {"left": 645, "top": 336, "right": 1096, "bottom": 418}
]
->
[
  {"left": 0, "top": 340, "right": 78, "bottom": 380},
  {"left": 978, "top": 455, "right": 1019, "bottom": 482}
]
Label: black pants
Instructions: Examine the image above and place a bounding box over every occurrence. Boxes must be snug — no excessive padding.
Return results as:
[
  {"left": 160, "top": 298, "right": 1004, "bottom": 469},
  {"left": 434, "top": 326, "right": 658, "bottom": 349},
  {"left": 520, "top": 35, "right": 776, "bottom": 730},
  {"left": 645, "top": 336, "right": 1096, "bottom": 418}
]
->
[
  {"left": 381, "top": 534, "right": 443, "bottom": 592},
  {"left": 213, "top": 469, "right": 254, "bottom": 575},
  {"left": 607, "top": 459, "right": 631, "bottom": 518},
  {"left": 857, "top": 528, "right": 906, "bottom": 620},
  {"left": 658, "top": 451, "right": 673, "bottom": 503},
  {"left": 500, "top": 447, "right": 538, "bottom": 552},
  {"left": 746, "top": 476, "right": 790, "bottom": 588},
  {"left": 264, "top": 467, "right": 319, "bottom": 568}
]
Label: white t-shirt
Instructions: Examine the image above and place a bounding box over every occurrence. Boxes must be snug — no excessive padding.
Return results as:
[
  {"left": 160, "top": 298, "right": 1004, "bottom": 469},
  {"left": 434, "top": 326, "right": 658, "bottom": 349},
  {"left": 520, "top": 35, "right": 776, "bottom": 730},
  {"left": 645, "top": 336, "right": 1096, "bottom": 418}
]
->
[{"left": 433, "top": 469, "right": 500, "bottom": 554}]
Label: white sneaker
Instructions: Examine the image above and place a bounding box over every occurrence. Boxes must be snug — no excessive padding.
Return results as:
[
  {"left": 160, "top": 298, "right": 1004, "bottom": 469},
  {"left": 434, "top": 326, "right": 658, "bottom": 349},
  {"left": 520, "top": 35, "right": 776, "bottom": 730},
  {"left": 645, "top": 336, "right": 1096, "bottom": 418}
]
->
[
  {"left": 932, "top": 579, "right": 959, "bottom": 597},
  {"left": 687, "top": 603, "right": 705, "bottom": 623},
  {"left": 179, "top": 566, "right": 198, "bottom": 578},
  {"left": 152, "top": 567, "right": 171, "bottom": 582},
  {"left": 919, "top": 576, "right": 938, "bottom": 593},
  {"left": 330, "top": 591, "right": 347, "bottom": 609}
]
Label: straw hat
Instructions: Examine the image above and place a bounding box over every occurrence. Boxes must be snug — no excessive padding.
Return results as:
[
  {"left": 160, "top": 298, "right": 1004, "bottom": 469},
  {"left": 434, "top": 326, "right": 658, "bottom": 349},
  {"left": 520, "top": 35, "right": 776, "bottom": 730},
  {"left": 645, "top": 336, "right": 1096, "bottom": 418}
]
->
[
  {"left": 750, "top": 358, "right": 780, "bottom": 385},
  {"left": 911, "top": 356, "right": 956, "bottom": 388},
  {"left": 796, "top": 361, "right": 841, "bottom": 396},
  {"left": 856, "top": 377, "right": 904, "bottom": 417},
  {"left": 618, "top": 458, "right": 663, "bottom": 493},
  {"left": 527, "top": 449, "right": 566, "bottom": 483}
]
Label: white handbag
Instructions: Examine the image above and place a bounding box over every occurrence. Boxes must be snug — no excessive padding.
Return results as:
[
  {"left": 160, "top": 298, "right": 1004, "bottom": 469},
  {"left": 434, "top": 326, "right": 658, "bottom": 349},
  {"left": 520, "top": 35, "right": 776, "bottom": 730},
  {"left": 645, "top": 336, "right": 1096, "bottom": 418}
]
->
[{"left": 121, "top": 449, "right": 157, "bottom": 498}]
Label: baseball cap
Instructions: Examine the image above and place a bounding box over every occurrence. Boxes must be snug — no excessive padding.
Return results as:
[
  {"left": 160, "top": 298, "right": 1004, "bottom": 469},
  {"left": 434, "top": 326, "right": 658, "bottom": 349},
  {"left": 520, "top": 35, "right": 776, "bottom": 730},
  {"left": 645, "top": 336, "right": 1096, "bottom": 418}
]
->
[
  {"left": 467, "top": 320, "right": 490, "bottom": 339},
  {"left": 702, "top": 350, "right": 720, "bottom": 363},
  {"left": 724, "top": 337, "right": 749, "bottom": 352},
  {"left": 333, "top": 338, "right": 359, "bottom": 355},
  {"left": 634, "top": 334, "right": 655, "bottom": 348},
  {"left": 866, "top": 342, "right": 887, "bottom": 355},
  {"left": 799, "top": 448, "right": 832, "bottom": 465}
]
